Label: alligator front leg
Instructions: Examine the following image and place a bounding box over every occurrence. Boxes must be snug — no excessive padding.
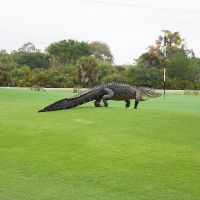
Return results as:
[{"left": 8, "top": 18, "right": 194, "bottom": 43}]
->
[
  {"left": 102, "top": 88, "right": 114, "bottom": 107},
  {"left": 125, "top": 100, "right": 130, "bottom": 108},
  {"left": 134, "top": 90, "right": 140, "bottom": 109}
]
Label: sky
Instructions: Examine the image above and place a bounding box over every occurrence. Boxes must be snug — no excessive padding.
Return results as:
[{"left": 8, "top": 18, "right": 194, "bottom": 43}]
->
[{"left": 0, "top": 0, "right": 200, "bottom": 64}]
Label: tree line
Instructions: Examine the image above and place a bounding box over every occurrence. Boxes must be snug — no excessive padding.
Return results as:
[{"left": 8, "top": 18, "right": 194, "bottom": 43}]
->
[{"left": 1, "top": 30, "right": 200, "bottom": 89}]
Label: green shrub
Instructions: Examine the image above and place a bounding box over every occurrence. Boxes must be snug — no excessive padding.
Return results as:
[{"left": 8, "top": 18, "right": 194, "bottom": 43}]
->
[
  {"left": 73, "top": 86, "right": 83, "bottom": 93},
  {"left": 30, "top": 85, "right": 45, "bottom": 91}
]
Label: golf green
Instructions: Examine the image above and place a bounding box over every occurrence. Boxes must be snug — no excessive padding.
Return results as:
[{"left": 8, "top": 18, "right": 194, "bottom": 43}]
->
[{"left": 0, "top": 88, "right": 200, "bottom": 200}]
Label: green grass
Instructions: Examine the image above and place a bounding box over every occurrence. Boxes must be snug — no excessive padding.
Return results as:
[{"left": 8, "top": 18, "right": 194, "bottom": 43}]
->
[{"left": 0, "top": 88, "right": 200, "bottom": 200}]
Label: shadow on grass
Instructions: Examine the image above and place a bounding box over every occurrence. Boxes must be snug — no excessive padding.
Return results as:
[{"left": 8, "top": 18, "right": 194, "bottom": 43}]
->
[{"left": 37, "top": 105, "right": 121, "bottom": 113}]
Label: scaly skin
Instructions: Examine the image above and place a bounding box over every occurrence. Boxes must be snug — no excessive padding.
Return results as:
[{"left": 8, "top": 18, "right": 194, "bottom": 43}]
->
[{"left": 38, "top": 83, "right": 160, "bottom": 112}]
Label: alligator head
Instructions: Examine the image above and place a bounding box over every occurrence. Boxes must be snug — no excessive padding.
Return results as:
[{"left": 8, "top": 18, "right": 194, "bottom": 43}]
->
[{"left": 139, "top": 87, "right": 161, "bottom": 101}]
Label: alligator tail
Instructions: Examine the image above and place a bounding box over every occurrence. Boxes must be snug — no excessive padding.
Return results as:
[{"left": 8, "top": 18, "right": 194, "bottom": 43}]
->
[{"left": 38, "top": 89, "right": 98, "bottom": 112}]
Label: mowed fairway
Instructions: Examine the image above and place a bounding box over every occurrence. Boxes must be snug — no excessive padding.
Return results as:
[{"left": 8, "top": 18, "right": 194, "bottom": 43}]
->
[{"left": 0, "top": 89, "right": 200, "bottom": 200}]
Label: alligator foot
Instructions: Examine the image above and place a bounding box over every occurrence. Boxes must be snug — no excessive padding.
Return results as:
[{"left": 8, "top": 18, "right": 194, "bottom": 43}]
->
[
  {"left": 125, "top": 100, "right": 130, "bottom": 108},
  {"left": 102, "top": 99, "right": 108, "bottom": 107},
  {"left": 134, "top": 100, "right": 139, "bottom": 109},
  {"left": 104, "top": 103, "right": 108, "bottom": 107},
  {"left": 94, "top": 100, "right": 102, "bottom": 107}
]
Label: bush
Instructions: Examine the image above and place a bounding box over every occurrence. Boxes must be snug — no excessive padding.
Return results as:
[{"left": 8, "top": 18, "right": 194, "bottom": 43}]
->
[
  {"left": 184, "top": 89, "right": 199, "bottom": 95},
  {"left": 73, "top": 86, "right": 82, "bottom": 93},
  {"left": 167, "top": 78, "right": 194, "bottom": 90},
  {"left": 30, "top": 85, "right": 45, "bottom": 91},
  {"left": 101, "top": 74, "right": 130, "bottom": 84}
]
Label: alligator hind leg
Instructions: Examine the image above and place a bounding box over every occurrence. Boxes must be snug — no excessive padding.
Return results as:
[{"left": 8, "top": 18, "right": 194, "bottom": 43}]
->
[
  {"left": 94, "top": 99, "right": 102, "bottom": 107},
  {"left": 102, "top": 99, "right": 109, "bottom": 107},
  {"left": 125, "top": 100, "right": 130, "bottom": 108},
  {"left": 102, "top": 88, "right": 114, "bottom": 107},
  {"left": 134, "top": 91, "right": 140, "bottom": 109}
]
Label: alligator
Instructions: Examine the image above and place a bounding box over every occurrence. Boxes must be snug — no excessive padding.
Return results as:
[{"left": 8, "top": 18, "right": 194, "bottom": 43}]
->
[{"left": 38, "top": 82, "right": 161, "bottom": 112}]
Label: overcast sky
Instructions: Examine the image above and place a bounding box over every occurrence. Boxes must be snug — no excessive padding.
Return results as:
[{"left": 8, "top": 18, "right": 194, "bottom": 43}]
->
[{"left": 0, "top": 0, "right": 200, "bottom": 64}]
